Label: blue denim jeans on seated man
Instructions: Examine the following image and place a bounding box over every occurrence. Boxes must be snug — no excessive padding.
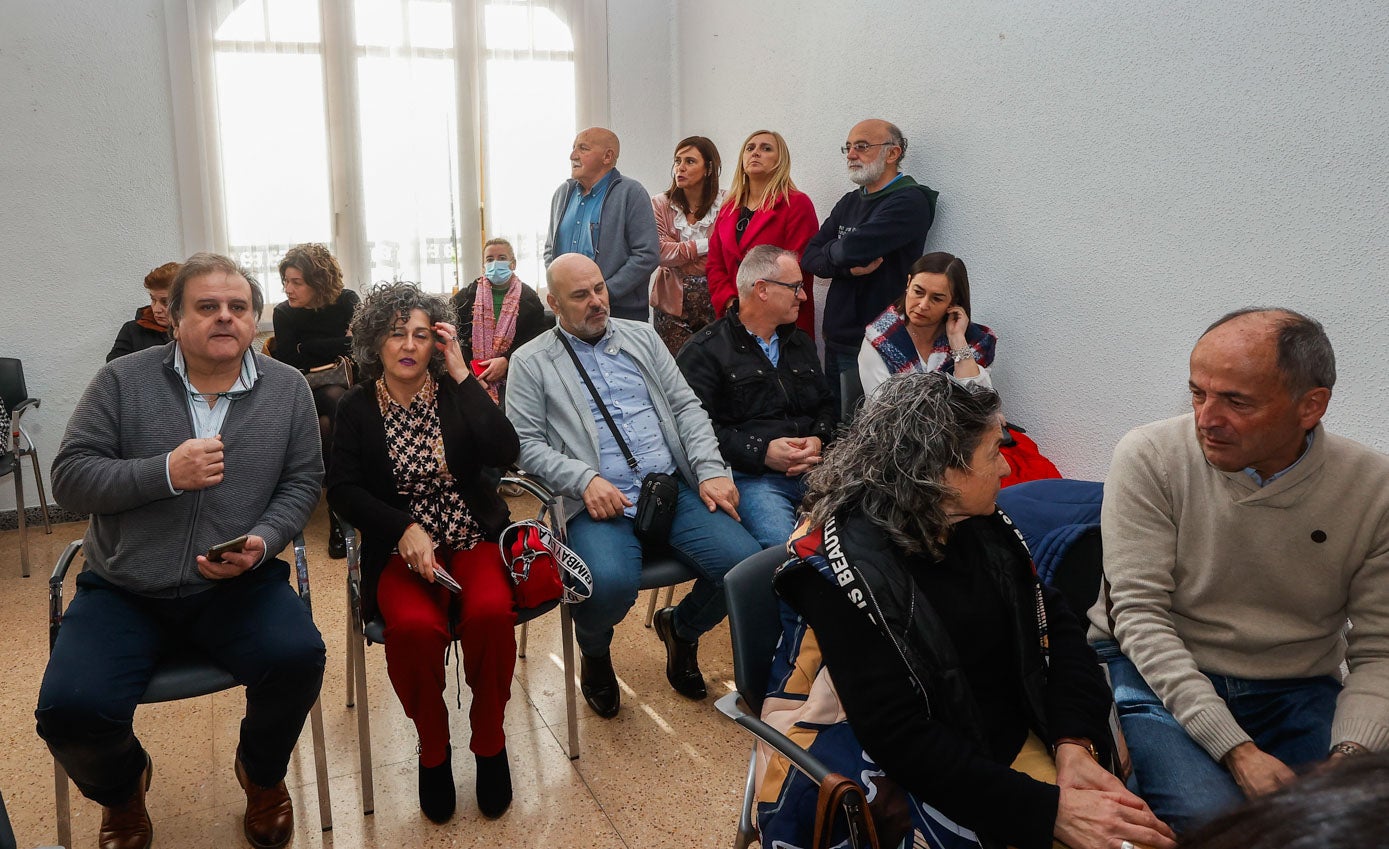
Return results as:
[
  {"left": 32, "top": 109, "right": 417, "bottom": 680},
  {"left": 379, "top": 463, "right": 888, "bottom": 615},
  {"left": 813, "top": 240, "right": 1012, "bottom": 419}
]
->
[
  {"left": 1092, "top": 639, "right": 1339, "bottom": 836},
  {"left": 565, "top": 478, "right": 762, "bottom": 656},
  {"left": 731, "top": 471, "right": 806, "bottom": 550}
]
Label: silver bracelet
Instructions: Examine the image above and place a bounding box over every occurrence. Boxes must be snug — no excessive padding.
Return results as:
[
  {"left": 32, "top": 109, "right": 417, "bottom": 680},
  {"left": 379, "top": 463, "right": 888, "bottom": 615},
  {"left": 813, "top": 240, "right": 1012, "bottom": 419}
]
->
[
  {"left": 950, "top": 346, "right": 977, "bottom": 363},
  {"left": 1331, "top": 741, "right": 1367, "bottom": 757}
]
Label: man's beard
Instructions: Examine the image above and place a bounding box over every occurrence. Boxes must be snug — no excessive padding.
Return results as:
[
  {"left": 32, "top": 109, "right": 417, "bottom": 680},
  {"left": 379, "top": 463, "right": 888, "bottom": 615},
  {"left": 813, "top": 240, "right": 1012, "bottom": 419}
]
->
[{"left": 848, "top": 151, "right": 887, "bottom": 187}]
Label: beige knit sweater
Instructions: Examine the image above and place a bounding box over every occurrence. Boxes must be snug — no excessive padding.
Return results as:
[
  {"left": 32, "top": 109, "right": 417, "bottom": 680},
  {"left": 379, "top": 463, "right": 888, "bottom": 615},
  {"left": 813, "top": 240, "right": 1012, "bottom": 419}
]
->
[{"left": 1089, "top": 414, "right": 1389, "bottom": 760}]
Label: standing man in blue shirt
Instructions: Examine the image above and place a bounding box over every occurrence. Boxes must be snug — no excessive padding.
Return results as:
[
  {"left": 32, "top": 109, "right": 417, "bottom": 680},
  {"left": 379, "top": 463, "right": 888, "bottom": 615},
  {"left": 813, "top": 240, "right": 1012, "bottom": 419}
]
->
[
  {"left": 544, "top": 128, "right": 660, "bottom": 322},
  {"left": 505, "top": 253, "right": 760, "bottom": 718}
]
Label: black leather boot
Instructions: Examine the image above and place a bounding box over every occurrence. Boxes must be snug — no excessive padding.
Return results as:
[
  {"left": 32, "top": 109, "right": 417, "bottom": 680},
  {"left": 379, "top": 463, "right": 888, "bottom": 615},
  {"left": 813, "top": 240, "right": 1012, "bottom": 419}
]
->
[
  {"left": 418, "top": 745, "right": 456, "bottom": 823},
  {"left": 653, "top": 606, "right": 707, "bottom": 699},
  {"left": 579, "top": 651, "right": 621, "bottom": 717},
  {"left": 475, "top": 748, "right": 513, "bottom": 819}
]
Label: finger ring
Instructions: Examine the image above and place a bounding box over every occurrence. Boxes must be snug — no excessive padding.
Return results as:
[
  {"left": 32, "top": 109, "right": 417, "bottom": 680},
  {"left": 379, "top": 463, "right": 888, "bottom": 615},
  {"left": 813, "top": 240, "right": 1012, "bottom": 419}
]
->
[
  {"left": 407, "top": 563, "right": 416, "bottom": 572},
  {"left": 1121, "top": 841, "right": 1136, "bottom": 849}
]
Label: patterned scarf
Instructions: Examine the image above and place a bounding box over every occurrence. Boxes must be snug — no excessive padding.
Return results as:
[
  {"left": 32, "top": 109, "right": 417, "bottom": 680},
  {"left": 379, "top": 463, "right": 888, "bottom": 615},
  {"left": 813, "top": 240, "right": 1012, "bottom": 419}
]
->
[
  {"left": 471, "top": 274, "right": 524, "bottom": 402},
  {"left": 864, "top": 305, "right": 996, "bottom": 376}
]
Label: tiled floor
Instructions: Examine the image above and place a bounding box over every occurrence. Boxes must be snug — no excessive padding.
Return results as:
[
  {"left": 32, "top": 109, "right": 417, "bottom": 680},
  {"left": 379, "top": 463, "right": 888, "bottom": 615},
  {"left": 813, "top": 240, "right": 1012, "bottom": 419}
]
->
[{"left": 0, "top": 501, "right": 752, "bottom": 848}]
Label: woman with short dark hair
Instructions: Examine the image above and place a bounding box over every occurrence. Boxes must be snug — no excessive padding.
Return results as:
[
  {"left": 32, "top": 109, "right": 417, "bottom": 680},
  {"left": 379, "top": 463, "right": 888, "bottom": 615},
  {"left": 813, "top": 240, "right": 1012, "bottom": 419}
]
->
[
  {"left": 327, "top": 282, "right": 520, "bottom": 822},
  {"left": 757, "top": 373, "right": 1176, "bottom": 849},
  {"left": 448, "top": 237, "right": 549, "bottom": 407},
  {"left": 651, "top": 135, "right": 725, "bottom": 356}
]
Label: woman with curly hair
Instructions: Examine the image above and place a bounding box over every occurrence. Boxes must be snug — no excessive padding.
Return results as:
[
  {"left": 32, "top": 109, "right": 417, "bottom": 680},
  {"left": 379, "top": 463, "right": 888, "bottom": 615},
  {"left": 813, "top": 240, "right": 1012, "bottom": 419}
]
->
[
  {"left": 706, "top": 129, "right": 817, "bottom": 336},
  {"left": 756, "top": 373, "right": 1176, "bottom": 849},
  {"left": 326, "top": 282, "right": 520, "bottom": 822},
  {"left": 106, "top": 261, "right": 179, "bottom": 361},
  {"left": 274, "top": 243, "right": 359, "bottom": 555}
]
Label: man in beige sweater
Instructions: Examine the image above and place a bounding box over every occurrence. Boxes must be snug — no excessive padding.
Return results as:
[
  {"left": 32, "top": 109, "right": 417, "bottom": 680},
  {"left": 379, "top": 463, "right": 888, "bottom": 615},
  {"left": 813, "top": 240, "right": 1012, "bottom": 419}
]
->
[{"left": 1088, "top": 308, "right": 1389, "bottom": 834}]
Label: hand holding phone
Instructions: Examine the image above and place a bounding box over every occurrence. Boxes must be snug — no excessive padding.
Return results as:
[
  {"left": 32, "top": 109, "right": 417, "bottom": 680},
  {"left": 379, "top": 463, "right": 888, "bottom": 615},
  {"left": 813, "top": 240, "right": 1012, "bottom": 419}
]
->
[{"left": 207, "top": 534, "right": 249, "bottom": 562}]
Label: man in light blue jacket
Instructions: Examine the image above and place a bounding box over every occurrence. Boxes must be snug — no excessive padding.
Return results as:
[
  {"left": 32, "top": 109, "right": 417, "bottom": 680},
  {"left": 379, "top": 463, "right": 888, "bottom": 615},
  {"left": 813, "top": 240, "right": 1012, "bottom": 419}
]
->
[
  {"left": 543, "top": 127, "right": 660, "bottom": 322},
  {"left": 506, "top": 253, "right": 761, "bottom": 718}
]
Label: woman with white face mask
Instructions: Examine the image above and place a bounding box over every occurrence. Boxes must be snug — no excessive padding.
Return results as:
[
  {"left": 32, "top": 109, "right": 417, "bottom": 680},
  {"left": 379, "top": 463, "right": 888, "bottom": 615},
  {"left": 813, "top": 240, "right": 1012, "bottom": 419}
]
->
[{"left": 448, "top": 238, "right": 551, "bottom": 407}]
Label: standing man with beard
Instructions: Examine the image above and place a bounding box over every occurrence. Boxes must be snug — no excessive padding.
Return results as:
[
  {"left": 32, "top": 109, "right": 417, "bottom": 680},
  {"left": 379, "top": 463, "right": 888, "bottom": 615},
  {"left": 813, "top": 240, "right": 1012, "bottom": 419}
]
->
[
  {"left": 505, "top": 254, "right": 760, "bottom": 718},
  {"left": 802, "top": 119, "right": 938, "bottom": 410}
]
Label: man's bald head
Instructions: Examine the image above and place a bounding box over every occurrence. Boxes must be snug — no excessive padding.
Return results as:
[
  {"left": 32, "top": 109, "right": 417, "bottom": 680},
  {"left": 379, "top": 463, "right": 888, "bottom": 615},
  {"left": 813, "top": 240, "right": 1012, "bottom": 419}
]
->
[
  {"left": 570, "top": 128, "right": 620, "bottom": 191},
  {"left": 546, "top": 253, "right": 610, "bottom": 339},
  {"left": 1200, "top": 308, "right": 1336, "bottom": 397}
]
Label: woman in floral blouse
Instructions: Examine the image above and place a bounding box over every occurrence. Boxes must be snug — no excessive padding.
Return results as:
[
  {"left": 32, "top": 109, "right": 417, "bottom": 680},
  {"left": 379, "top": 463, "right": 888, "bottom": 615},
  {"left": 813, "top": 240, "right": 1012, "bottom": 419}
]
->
[{"left": 327, "top": 282, "right": 520, "bottom": 823}]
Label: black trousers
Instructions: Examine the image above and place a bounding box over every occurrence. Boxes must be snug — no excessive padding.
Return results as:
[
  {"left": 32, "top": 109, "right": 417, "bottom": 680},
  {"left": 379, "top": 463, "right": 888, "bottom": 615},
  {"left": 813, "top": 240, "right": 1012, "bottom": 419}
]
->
[{"left": 35, "top": 560, "right": 326, "bottom": 807}]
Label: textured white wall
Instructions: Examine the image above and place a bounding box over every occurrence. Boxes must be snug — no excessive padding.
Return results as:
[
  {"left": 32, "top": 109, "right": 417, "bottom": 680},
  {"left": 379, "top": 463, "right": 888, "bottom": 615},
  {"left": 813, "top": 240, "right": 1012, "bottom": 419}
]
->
[
  {"left": 0, "top": 0, "right": 183, "bottom": 513},
  {"left": 671, "top": 0, "right": 1389, "bottom": 479},
  {"left": 605, "top": 0, "right": 678, "bottom": 203}
]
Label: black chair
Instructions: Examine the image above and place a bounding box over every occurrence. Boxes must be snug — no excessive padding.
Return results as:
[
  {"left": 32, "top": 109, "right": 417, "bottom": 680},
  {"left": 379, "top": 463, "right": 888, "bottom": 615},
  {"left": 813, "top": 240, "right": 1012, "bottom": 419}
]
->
[
  {"left": 715, "top": 547, "right": 876, "bottom": 849},
  {"left": 1, "top": 358, "right": 53, "bottom": 577},
  {"left": 341, "top": 475, "right": 580, "bottom": 816},
  {"left": 47, "top": 534, "right": 333, "bottom": 849},
  {"left": 839, "top": 365, "right": 865, "bottom": 424}
]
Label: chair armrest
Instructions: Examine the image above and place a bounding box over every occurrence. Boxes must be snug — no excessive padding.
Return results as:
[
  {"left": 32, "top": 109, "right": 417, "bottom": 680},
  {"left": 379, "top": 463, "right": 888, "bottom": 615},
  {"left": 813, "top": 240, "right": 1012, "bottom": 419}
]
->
[
  {"left": 501, "top": 474, "right": 569, "bottom": 539},
  {"left": 292, "top": 531, "right": 312, "bottom": 614},
  {"left": 714, "top": 691, "right": 834, "bottom": 786},
  {"left": 48, "top": 541, "right": 84, "bottom": 651}
]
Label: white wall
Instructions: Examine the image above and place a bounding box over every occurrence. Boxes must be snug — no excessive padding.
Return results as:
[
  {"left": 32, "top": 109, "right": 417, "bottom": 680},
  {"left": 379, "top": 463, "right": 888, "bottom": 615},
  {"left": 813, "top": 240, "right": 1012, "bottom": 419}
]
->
[
  {"left": 0, "top": 0, "right": 183, "bottom": 513},
  {"left": 672, "top": 0, "right": 1389, "bottom": 479},
  {"left": 604, "top": 0, "right": 678, "bottom": 198}
]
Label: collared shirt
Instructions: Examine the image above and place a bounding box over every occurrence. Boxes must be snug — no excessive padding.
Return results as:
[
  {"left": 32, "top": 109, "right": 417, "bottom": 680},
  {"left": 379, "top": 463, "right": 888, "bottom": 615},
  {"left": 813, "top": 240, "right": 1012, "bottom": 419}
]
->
[
  {"left": 556, "top": 170, "right": 616, "bottom": 259},
  {"left": 747, "top": 327, "right": 781, "bottom": 367},
  {"left": 562, "top": 324, "right": 676, "bottom": 518},
  {"left": 1244, "top": 431, "right": 1316, "bottom": 487},
  {"left": 860, "top": 171, "right": 906, "bottom": 197},
  {"left": 167, "top": 344, "right": 258, "bottom": 494}
]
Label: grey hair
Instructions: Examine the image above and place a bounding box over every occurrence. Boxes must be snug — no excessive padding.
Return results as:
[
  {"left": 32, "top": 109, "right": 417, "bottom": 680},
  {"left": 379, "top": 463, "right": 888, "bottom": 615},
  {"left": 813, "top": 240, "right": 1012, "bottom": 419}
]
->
[
  {"left": 802, "top": 372, "right": 1002, "bottom": 557},
  {"left": 349, "top": 281, "right": 457, "bottom": 380},
  {"left": 1203, "top": 307, "right": 1336, "bottom": 396},
  {"left": 884, "top": 121, "right": 907, "bottom": 164},
  {"left": 736, "top": 244, "right": 799, "bottom": 299},
  {"left": 169, "top": 251, "right": 264, "bottom": 325}
]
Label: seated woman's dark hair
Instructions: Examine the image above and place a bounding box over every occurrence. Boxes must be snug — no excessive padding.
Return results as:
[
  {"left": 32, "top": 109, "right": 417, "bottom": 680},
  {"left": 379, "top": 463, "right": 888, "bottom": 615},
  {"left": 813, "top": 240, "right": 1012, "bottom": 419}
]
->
[
  {"left": 278, "top": 243, "right": 345, "bottom": 309},
  {"left": 1179, "top": 754, "right": 1389, "bottom": 849},
  {"left": 802, "top": 371, "right": 1002, "bottom": 556},
  {"left": 891, "top": 251, "right": 972, "bottom": 317},
  {"left": 350, "top": 281, "right": 456, "bottom": 380}
]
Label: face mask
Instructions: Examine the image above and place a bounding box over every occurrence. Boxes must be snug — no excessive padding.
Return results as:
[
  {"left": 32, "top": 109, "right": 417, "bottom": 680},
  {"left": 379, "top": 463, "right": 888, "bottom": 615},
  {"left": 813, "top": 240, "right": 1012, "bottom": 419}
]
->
[{"left": 484, "top": 260, "right": 512, "bottom": 285}]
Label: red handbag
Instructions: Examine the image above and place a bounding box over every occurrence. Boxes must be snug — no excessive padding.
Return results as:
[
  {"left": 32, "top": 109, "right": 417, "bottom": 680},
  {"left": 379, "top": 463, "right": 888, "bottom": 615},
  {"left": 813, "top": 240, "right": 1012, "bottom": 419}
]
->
[{"left": 499, "top": 521, "right": 593, "bottom": 609}]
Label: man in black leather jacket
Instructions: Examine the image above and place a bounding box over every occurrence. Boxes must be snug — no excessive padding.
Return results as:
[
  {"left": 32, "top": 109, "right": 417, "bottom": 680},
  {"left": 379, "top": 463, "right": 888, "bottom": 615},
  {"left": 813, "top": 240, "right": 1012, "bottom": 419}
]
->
[{"left": 676, "top": 244, "right": 837, "bottom": 548}]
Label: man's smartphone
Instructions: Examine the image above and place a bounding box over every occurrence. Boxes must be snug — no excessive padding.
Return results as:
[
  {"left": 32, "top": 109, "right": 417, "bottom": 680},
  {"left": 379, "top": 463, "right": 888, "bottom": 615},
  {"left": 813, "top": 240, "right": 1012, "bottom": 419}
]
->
[{"left": 207, "top": 534, "right": 249, "bottom": 562}]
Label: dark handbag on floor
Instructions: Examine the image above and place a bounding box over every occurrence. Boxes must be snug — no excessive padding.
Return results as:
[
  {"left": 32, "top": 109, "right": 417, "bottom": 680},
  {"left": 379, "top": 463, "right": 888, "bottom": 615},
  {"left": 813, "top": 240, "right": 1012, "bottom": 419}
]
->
[
  {"left": 811, "top": 773, "right": 880, "bottom": 849},
  {"left": 556, "top": 329, "right": 679, "bottom": 543},
  {"left": 303, "top": 355, "right": 354, "bottom": 390}
]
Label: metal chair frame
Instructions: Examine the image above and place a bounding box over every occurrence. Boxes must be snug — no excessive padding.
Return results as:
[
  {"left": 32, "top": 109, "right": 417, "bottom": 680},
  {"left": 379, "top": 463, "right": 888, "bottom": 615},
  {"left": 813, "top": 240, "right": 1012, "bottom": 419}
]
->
[
  {"left": 47, "top": 533, "right": 334, "bottom": 849},
  {"left": 1, "top": 357, "right": 53, "bottom": 577}
]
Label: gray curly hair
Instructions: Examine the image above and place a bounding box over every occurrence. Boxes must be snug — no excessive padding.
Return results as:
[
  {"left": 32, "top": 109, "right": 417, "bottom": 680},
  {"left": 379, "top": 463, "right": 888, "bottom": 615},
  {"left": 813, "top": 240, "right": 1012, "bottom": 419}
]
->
[
  {"left": 802, "top": 372, "right": 1003, "bottom": 557},
  {"left": 350, "top": 281, "right": 457, "bottom": 380}
]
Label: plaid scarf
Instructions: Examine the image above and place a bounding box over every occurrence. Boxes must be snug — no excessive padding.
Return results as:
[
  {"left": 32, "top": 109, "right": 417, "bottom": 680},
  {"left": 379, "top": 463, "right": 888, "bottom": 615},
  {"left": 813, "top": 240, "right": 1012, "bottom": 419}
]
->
[{"left": 864, "top": 305, "right": 996, "bottom": 377}]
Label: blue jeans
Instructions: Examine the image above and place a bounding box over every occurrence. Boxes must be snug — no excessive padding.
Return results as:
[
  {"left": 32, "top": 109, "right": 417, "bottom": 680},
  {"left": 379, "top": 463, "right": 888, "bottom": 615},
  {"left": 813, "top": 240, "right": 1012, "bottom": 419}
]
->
[
  {"left": 1093, "top": 640, "right": 1339, "bottom": 835},
  {"left": 36, "top": 562, "right": 326, "bottom": 806},
  {"left": 732, "top": 471, "right": 806, "bottom": 550},
  {"left": 565, "top": 479, "right": 761, "bottom": 656}
]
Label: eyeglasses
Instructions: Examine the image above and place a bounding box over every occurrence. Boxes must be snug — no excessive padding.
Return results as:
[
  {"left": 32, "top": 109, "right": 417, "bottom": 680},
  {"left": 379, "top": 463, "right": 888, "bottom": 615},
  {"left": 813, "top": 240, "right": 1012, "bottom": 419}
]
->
[
  {"left": 841, "top": 141, "right": 897, "bottom": 155},
  {"left": 758, "top": 278, "right": 804, "bottom": 295}
]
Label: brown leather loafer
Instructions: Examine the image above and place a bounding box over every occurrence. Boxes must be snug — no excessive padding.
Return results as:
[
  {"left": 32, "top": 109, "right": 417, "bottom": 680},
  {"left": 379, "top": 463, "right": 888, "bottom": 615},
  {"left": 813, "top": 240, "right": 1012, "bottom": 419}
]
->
[
  {"left": 234, "top": 754, "right": 294, "bottom": 849},
  {"left": 99, "top": 754, "right": 153, "bottom": 849}
]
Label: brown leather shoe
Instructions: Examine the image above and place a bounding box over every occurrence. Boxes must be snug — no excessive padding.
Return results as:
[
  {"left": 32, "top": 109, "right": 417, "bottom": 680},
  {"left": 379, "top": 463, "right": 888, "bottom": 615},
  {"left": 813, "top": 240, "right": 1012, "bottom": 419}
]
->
[
  {"left": 234, "top": 753, "right": 294, "bottom": 849},
  {"left": 99, "top": 754, "right": 153, "bottom": 849}
]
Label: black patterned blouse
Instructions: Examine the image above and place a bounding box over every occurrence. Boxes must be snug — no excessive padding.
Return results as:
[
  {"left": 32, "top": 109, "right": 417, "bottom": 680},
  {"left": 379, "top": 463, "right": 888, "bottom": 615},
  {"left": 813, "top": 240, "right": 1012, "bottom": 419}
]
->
[{"left": 376, "top": 376, "right": 483, "bottom": 551}]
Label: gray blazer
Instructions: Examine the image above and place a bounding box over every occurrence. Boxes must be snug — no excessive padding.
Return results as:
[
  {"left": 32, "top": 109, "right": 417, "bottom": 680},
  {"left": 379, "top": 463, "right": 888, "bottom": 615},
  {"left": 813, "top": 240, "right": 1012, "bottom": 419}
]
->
[
  {"left": 505, "top": 319, "right": 730, "bottom": 520},
  {"left": 543, "top": 169, "right": 660, "bottom": 322}
]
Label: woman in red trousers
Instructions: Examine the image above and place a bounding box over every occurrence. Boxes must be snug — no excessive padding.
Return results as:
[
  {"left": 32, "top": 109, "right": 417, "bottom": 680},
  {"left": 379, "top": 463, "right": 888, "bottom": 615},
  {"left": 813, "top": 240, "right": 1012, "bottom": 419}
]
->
[
  {"left": 707, "top": 129, "right": 819, "bottom": 337},
  {"left": 327, "top": 282, "right": 520, "bottom": 823}
]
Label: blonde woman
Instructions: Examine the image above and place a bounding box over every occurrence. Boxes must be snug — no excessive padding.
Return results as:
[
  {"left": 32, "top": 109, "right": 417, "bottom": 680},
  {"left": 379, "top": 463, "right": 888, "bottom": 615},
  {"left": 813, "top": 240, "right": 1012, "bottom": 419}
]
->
[{"left": 706, "top": 130, "right": 818, "bottom": 337}]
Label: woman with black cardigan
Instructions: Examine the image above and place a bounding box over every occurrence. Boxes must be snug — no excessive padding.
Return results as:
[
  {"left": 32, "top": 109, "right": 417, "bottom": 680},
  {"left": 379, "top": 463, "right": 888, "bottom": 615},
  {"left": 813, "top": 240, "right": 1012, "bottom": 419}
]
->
[{"left": 326, "top": 282, "right": 520, "bottom": 823}]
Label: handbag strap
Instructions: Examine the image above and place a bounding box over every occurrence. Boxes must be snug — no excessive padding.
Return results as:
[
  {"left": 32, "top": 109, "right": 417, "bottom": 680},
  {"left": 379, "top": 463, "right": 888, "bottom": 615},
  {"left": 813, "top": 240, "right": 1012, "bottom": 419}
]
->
[
  {"left": 811, "top": 773, "right": 880, "bottom": 849},
  {"left": 554, "top": 328, "right": 640, "bottom": 473}
]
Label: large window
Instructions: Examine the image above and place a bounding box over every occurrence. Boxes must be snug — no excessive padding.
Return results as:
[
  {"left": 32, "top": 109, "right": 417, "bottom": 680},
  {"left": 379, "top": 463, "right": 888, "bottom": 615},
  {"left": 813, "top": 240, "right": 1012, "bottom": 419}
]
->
[{"left": 196, "top": 0, "right": 582, "bottom": 303}]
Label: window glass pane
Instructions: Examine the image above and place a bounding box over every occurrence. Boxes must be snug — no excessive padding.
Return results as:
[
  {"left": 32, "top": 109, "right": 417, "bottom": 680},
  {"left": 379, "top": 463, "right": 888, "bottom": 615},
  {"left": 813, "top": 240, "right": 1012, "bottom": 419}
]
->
[
  {"left": 485, "top": 5, "right": 574, "bottom": 52},
  {"left": 408, "top": 0, "right": 453, "bottom": 50},
  {"left": 267, "top": 0, "right": 321, "bottom": 43},
  {"left": 215, "top": 0, "right": 267, "bottom": 42},
  {"left": 215, "top": 51, "right": 333, "bottom": 299},
  {"left": 357, "top": 56, "right": 462, "bottom": 293},
  {"left": 356, "top": 0, "right": 404, "bottom": 49}
]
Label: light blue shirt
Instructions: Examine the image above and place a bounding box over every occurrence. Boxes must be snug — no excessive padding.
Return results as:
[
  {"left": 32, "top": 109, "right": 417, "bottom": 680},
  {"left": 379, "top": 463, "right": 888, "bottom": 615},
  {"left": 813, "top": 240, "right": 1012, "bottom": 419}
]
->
[
  {"left": 1244, "top": 431, "right": 1315, "bottom": 487},
  {"left": 166, "top": 344, "right": 259, "bottom": 494},
  {"left": 556, "top": 170, "right": 615, "bottom": 259},
  {"left": 747, "top": 328, "right": 781, "bottom": 367},
  {"left": 562, "top": 325, "right": 676, "bottom": 518}
]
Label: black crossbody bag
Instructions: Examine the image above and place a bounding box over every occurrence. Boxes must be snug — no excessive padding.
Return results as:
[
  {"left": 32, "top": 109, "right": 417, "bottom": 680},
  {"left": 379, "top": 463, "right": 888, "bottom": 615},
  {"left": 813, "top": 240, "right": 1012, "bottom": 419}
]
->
[{"left": 556, "top": 329, "right": 679, "bottom": 543}]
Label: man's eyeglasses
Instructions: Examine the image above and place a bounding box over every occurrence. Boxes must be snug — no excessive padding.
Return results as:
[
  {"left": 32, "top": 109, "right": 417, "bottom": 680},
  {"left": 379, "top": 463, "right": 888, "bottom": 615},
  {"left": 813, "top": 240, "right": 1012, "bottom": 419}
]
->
[
  {"left": 758, "top": 278, "right": 804, "bottom": 295},
  {"left": 841, "top": 141, "right": 898, "bottom": 155}
]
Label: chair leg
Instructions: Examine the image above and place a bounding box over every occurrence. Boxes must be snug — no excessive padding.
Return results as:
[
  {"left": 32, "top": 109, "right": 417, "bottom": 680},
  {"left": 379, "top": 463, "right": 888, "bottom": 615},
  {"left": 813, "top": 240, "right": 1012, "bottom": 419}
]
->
[
  {"left": 308, "top": 697, "right": 333, "bottom": 831},
  {"left": 734, "top": 747, "right": 757, "bottom": 849},
  {"left": 518, "top": 620, "right": 530, "bottom": 659},
  {"left": 54, "top": 758, "right": 71, "bottom": 849},
  {"left": 353, "top": 635, "right": 375, "bottom": 815},
  {"left": 345, "top": 586, "right": 356, "bottom": 709},
  {"left": 644, "top": 587, "right": 659, "bottom": 627},
  {"left": 560, "top": 604, "right": 580, "bottom": 760},
  {"left": 26, "top": 449, "right": 52, "bottom": 532},
  {"left": 664, "top": 585, "right": 675, "bottom": 612},
  {"left": 14, "top": 462, "right": 29, "bottom": 578}
]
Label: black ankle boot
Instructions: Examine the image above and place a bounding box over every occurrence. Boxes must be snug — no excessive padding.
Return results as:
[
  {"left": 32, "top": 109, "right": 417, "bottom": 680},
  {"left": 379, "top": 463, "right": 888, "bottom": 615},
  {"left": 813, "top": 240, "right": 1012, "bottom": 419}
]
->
[
  {"left": 475, "top": 748, "right": 512, "bottom": 819},
  {"left": 579, "top": 651, "right": 621, "bottom": 717},
  {"left": 418, "top": 745, "right": 456, "bottom": 823},
  {"left": 653, "top": 606, "right": 707, "bottom": 700},
  {"left": 328, "top": 513, "right": 346, "bottom": 560}
]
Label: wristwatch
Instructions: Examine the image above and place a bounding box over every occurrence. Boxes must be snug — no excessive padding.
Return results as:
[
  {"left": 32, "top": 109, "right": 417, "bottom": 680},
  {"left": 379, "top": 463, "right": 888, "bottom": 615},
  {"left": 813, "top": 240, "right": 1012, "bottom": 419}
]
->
[{"left": 1054, "top": 737, "right": 1100, "bottom": 761}]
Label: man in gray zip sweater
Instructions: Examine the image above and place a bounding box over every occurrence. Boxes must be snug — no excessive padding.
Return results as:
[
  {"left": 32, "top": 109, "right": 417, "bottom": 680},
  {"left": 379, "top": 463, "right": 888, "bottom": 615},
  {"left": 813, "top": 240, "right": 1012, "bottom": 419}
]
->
[{"left": 36, "top": 253, "right": 325, "bottom": 849}]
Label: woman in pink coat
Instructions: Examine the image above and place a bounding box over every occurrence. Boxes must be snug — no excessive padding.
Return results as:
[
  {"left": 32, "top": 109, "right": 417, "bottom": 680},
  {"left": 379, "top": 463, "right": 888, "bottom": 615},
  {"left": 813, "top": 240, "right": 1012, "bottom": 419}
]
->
[{"left": 707, "top": 129, "right": 818, "bottom": 337}]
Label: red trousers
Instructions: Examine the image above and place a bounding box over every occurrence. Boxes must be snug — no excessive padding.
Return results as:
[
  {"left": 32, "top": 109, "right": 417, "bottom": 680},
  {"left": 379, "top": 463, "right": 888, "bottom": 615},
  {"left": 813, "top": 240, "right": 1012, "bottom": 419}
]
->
[{"left": 377, "top": 543, "right": 516, "bottom": 764}]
